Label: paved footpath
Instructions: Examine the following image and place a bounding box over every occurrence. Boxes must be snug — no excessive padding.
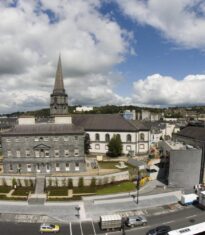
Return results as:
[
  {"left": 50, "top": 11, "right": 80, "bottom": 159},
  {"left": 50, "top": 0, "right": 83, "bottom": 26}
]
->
[{"left": 0, "top": 180, "right": 184, "bottom": 223}]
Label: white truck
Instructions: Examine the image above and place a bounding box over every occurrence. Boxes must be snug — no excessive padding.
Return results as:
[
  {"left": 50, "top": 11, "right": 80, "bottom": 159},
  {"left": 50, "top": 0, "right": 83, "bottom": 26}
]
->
[
  {"left": 100, "top": 214, "right": 122, "bottom": 231},
  {"left": 181, "top": 193, "right": 198, "bottom": 205},
  {"left": 198, "top": 191, "right": 205, "bottom": 209}
]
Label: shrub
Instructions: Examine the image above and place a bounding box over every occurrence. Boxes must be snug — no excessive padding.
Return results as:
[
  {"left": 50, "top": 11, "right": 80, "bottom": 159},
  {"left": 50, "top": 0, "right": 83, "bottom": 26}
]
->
[
  {"left": 78, "top": 177, "right": 84, "bottom": 188},
  {"left": 90, "top": 177, "right": 96, "bottom": 187},
  {"left": 12, "top": 178, "right": 17, "bottom": 188},
  {"left": 68, "top": 178, "right": 73, "bottom": 188},
  {"left": 29, "top": 179, "right": 34, "bottom": 187}
]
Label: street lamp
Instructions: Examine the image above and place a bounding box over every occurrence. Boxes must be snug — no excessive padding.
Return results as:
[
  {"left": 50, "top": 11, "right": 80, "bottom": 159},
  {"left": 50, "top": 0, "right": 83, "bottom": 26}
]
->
[
  {"left": 75, "top": 206, "right": 80, "bottom": 218},
  {"left": 136, "top": 170, "right": 141, "bottom": 204}
]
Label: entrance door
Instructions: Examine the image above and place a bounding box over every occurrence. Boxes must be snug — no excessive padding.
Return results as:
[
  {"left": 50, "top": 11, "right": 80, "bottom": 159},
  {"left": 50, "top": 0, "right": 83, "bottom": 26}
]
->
[
  {"left": 36, "top": 163, "right": 41, "bottom": 173},
  {"left": 46, "top": 163, "right": 50, "bottom": 173}
]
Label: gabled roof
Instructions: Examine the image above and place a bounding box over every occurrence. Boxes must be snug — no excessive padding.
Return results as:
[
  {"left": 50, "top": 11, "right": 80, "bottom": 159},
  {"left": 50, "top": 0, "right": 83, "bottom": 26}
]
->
[
  {"left": 2, "top": 123, "right": 84, "bottom": 136},
  {"left": 175, "top": 126, "right": 205, "bottom": 142},
  {"left": 72, "top": 114, "right": 139, "bottom": 132},
  {"left": 129, "top": 120, "right": 150, "bottom": 131},
  {"left": 33, "top": 144, "right": 51, "bottom": 150}
]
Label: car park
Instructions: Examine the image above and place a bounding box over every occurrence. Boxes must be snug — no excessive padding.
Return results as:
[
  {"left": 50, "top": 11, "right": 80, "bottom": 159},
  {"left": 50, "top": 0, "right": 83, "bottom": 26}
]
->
[
  {"left": 125, "top": 215, "right": 147, "bottom": 227},
  {"left": 147, "top": 225, "right": 171, "bottom": 235},
  {"left": 39, "top": 224, "right": 60, "bottom": 233}
]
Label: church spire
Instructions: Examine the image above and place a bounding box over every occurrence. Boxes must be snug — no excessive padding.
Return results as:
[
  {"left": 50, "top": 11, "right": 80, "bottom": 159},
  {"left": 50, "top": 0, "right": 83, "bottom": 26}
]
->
[
  {"left": 50, "top": 56, "right": 68, "bottom": 116},
  {"left": 53, "top": 55, "right": 65, "bottom": 93}
]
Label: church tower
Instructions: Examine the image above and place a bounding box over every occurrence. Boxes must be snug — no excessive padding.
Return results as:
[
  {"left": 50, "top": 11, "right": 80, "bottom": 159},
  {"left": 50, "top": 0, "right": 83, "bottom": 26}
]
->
[{"left": 50, "top": 56, "right": 68, "bottom": 116}]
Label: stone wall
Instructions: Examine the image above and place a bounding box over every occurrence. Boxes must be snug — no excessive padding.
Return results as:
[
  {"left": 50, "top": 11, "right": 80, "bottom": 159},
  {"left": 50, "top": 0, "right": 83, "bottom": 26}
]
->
[{"left": 0, "top": 171, "right": 129, "bottom": 187}]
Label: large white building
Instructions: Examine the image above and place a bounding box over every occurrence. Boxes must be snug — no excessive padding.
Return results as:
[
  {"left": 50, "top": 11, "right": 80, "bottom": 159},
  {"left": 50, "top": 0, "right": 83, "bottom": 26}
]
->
[{"left": 73, "top": 114, "right": 150, "bottom": 155}]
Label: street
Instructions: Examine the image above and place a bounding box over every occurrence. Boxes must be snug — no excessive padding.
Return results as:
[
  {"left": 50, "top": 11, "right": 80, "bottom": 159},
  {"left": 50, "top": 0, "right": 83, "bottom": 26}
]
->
[{"left": 0, "top": 206, "right": 205, "bottom": 235}]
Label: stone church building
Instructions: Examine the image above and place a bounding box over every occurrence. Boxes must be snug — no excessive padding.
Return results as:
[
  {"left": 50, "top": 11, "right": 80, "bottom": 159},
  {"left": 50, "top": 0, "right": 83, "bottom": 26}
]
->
[{"left": 2, "top": 57, "right": 86, "bottom": 174}]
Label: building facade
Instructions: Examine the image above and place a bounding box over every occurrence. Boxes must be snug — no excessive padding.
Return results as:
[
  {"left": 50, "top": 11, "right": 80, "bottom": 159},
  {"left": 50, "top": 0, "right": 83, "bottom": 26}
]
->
[
  {"left": 159, "top": 140, "right": 202, "bottom": 189},
  {"left": 173, "top": 126, "right": 205, "bottom": 184},
  {"left": 73, "top": 114, "right": 150, "bottom": 155}
]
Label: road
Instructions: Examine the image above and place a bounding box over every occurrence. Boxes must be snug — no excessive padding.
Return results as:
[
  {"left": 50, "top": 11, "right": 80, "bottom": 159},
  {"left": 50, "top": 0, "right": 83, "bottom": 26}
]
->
[{"left": 0, "top": 206, "right": 205, "bottom": 235}]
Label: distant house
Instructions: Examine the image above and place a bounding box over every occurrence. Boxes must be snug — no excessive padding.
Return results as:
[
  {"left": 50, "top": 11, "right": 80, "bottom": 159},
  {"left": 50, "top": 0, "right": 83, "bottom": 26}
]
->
[{"left": 75, "top": 106, "right": 93, "bottom": 112}]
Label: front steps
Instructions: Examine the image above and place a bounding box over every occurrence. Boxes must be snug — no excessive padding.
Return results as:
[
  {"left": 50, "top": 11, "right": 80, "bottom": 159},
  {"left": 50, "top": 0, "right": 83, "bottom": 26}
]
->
[{"left": 28, "top": 175, "right": 46, "bottom": 205}]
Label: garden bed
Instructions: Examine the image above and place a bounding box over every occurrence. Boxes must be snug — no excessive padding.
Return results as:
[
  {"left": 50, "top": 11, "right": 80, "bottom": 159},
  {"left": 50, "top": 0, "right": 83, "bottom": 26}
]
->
[
  {"left": 0, "top": 186, "right": 12, "bottom": 194},
  {"left": 12, "top": 187, "right": 34, "bottom": 196},
  {"left": 45, "top": 187, "right": 69, "bottom": 196}
]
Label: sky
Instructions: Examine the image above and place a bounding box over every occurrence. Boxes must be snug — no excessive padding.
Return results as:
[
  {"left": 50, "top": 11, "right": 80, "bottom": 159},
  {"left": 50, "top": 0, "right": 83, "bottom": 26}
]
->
[{"left": 1, "top": 0, "right": 205, "bottom": 114}]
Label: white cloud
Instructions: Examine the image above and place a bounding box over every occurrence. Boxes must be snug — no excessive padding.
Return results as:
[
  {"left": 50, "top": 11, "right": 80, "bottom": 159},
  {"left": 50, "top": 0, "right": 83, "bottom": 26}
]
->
[
  {"left": 115, "top": 0, "right": 205, "bottom": 50},
  {"left": 132, "top": 74, "right": 205, "bottom": 106},
  {"left": 0, "top": 0, "right": 133, "bottom": 113}
]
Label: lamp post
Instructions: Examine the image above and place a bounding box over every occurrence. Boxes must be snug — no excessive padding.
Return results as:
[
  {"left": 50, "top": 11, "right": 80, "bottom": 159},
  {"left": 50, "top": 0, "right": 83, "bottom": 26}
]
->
[
  {"left": 136, "top": 170, "right": 141, "bottom": 204},
  {"left": 75, "top": 206, "right": 80, "bottom": 218}
]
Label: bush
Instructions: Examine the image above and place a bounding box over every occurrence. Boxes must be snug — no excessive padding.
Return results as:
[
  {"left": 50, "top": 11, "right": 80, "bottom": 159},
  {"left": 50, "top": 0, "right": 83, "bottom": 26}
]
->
[
  {"left": 12, "top": 178, "right": 17, "bottom": 188},
  {"left": 78, "top": 177, "right": 84, "bottom": 188},
  {"left": 29, "top": 179, "right": 34, "bottom": 187},
  {"left": 90, "top": 178, "right": 96, "bottom": 187},
  {"left": 68, "top": 178, "right": 73, "bottom": 188}
]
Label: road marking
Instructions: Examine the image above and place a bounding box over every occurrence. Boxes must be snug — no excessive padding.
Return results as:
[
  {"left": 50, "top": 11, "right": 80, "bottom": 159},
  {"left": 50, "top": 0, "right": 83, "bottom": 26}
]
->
[
  {"left": 163, "top": 220, "right": 175, "bottom": 224},
  {"left": 69, "top": 222, "right": 72, "bottom": 235},
  {"left": 80, "top": 221, "right": 84, "bottom": 235},
  {"left": 91, "top": 220, "right": 97, "bottom": 235},
  {"left": 187, "top": 214, "right": 197, "bottom": 219}
]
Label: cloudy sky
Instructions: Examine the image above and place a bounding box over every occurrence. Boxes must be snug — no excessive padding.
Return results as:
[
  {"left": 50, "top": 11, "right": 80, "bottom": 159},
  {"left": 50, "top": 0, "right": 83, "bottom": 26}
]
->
[{"left": 1, "top": 0, "right": 205, "bottom": 114}]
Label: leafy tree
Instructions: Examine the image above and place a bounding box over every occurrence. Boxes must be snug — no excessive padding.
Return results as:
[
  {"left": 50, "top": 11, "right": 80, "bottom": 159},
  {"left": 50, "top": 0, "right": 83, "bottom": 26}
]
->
[
  {"left": 107, "top": 134, "right": 123, "bottom": 157},
  {"left": 84, "top": 133, "right": 91, "bottom": 154}
]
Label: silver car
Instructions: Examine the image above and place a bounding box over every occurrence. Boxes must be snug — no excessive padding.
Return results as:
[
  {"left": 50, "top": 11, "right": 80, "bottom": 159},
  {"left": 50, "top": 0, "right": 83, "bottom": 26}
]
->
[{"left": 125, "top": 215, "right": 147, "bottom": 227}]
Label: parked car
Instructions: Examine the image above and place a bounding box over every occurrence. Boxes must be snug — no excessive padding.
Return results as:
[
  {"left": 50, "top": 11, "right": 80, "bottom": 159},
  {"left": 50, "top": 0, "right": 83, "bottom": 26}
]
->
[
  {"left": 39, "top": 224, "right": 60, "bottom": 233},
  {"left": 146, "top": 225, "right": 171, "bottom": 235},
  {"left": 125, "top": 215, "right": 147, "bottom": 227}
]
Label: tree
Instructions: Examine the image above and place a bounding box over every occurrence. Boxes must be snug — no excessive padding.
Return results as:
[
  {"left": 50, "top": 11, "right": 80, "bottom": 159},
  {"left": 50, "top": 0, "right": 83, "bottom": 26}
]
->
[
  {"left": 84, "top": 133, "right": 91, "bottom": 154},
  {"left": 107, "top": 134, "right": 123, "bottom": 157}
]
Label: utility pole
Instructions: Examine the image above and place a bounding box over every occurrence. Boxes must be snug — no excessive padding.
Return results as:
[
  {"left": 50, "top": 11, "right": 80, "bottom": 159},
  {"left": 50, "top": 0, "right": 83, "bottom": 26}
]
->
[{"left": 136, "top": 170, "right": 141, "bottom": 204}]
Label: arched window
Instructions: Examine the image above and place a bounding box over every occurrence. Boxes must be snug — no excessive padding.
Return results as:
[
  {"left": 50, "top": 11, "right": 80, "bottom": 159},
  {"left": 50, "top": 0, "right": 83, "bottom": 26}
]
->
[
  {"left": 105, "top": 134, "right": 110, "bottom": 142},
  {"left": 140, "top": 133, "right": 145, "bottom": 141},
  {"left": 127, "top": 134, "right": 132, "bottom": 142},
  {"left": 95, "top": 133, "right": 100, "bottom": 141}
]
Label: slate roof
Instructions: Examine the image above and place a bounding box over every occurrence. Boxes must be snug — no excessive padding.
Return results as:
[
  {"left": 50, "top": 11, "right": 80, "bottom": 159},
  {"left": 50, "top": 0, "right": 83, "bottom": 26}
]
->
[
  {"left": 175, "top": 126, "right": 205, "bottom": 142},
  {"left": 129, "top": 120, "right": 151, "bottom": 131},
  {"left": 2, "top": 123, "right": 84, "bottom": 136},
  {"left": 72, "top": 114, "right": 140, "bottom": 132}
]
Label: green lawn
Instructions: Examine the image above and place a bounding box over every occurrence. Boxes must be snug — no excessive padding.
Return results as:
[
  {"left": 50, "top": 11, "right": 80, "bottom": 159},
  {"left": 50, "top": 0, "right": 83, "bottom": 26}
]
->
[
  {"left": 73, "top": 187, "right": 96, "bottom": 194},
  {"left": 46, "top": 187, "right": 68, "bottom": 196},
  {"left": 98, "top": 161, "right": 118, "bottom": 169},
  {"left": 96, "top": 181, "right": 136, "bottom": 195},
  {"left": 0, "top": 186, "right": 12, "bottom": 194},
  {"left": 12, "top": 187, "right": 34, "bottom": 196}
]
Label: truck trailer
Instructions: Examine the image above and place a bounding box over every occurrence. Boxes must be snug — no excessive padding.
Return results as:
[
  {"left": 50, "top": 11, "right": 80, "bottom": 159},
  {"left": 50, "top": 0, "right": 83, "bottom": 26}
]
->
[{"left": 100, "top": 214, "right": 122, "bottom": 231}]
